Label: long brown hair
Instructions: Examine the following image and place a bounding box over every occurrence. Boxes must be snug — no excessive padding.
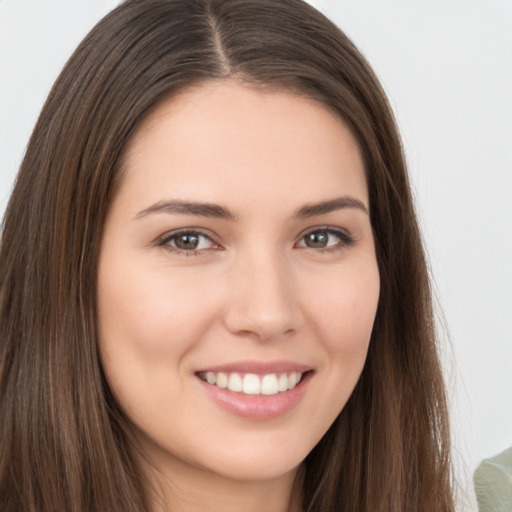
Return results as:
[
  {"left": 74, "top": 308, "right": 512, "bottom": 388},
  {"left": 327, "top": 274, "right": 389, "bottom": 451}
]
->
[{"left": 0, "top": 0, "right": 454, "bottom": 510}]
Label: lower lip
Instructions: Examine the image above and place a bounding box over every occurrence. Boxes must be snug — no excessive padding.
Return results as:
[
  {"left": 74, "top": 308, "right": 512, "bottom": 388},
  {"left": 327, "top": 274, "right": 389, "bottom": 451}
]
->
[{"left": 197, "top": 372, "right": 313, "bottom": 420}]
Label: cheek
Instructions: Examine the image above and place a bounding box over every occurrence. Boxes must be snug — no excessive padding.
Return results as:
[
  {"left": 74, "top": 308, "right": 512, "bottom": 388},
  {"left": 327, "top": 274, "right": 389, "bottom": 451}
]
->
[
  {"left": 302, "top": 260, "right": 378, "bottom": 421},
  {"left": 96, "top": 257, "right": 224, "bottom": 388},
  {"left": 308, "top": 262, "right": 380, "bottom": 356},
  {"left": 288, "top": 261, "right": 379, "bottom": 446}
]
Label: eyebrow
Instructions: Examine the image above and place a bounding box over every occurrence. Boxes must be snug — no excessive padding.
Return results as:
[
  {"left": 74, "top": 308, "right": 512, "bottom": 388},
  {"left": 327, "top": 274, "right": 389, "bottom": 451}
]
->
[
  {"left": 135, "top": 195, "right": 368, "bottom": 221},
  {"left": 135, "top": 200, "right": 237, "bottom": 220},
  {"left": 294, "top": 196, "right": 368, "bottom": 218}
]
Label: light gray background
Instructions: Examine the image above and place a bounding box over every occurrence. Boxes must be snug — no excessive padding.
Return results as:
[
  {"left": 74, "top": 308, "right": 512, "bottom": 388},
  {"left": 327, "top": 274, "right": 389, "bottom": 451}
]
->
[{"left": 1, "top": 1, "right": 511, "bottom": 509}]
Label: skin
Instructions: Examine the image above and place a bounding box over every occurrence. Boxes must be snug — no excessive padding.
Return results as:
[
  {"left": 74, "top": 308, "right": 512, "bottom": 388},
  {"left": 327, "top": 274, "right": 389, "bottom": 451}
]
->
[{"left": 97, "top": 81, "right": 380, "bottom": 512}]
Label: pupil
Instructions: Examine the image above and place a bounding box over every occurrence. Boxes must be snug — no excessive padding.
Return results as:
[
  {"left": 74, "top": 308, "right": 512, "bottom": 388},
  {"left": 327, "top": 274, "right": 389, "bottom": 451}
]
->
[
  {"left": 175, "top": 234, "right": 199, "bottom": 250},
  {"left": 306, "top": 231, "right": 328, "bottom": 248}
]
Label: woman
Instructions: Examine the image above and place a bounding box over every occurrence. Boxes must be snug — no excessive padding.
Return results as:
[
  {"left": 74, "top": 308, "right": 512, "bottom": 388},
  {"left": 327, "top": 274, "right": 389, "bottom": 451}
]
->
[{"left": 0, "top": 0, "right": 454, "bottom": 510}]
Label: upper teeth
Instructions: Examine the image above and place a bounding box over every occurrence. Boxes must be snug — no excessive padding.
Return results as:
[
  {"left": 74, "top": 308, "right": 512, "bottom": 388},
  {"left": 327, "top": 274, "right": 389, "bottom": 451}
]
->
[{"left": 199, "top": 371, "right": 303, "bottom": 395}]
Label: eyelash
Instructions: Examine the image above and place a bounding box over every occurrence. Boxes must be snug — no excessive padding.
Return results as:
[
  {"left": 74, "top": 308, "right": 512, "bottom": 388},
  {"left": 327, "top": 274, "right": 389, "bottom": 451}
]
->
[
  {"left": 296, "top": 227, "right": 356, "bottom": 252},
  {"left": 156, "top": 228, "right": 220, "bottom": 256},
  {"left": 156, "top": 226, "right": 356, "bottom": 256}
]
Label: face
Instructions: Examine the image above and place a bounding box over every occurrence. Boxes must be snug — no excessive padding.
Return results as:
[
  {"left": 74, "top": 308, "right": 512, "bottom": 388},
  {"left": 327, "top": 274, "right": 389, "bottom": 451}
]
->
[{"left": 97, "top": 82, "right": 380, "bottom": 486}]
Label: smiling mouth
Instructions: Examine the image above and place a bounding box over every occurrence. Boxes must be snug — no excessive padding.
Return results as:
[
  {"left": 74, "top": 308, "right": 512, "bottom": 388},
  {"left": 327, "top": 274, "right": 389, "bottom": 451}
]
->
[{"left": 197, "top": 371, "right": 309, "bottom": 396}]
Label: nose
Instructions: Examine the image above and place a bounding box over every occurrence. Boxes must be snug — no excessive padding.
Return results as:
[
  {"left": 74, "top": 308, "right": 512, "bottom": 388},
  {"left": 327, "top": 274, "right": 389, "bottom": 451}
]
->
[{"left": 223, "top": 251, "right": 302, "bottom": 342}]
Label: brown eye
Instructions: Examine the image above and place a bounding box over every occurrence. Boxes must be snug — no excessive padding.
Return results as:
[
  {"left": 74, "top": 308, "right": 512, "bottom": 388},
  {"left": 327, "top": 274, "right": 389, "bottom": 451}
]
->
[
  {"left": 304, "top": 231, "right": 329, "bottom": 248},
  {"left": 297, "top": 228, "right": 355, "bottom": 250},
  {"left": 174, "top": 234, "right": 200, "bottom": 250},
  {"left": 159, "top": 231, "right": 217, "bottom": 253}
]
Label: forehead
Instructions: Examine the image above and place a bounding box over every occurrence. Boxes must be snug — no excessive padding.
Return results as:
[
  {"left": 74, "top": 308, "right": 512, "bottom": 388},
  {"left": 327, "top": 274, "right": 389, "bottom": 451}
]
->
[{"left": 117, "top": 80, "right": 368, "bottom": 215}]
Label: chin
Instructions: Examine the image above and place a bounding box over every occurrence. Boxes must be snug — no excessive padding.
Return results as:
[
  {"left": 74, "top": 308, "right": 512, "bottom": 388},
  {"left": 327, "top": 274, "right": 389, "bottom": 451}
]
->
[{"left": 204, "top": 453, "right": 303, "bottom": 483}]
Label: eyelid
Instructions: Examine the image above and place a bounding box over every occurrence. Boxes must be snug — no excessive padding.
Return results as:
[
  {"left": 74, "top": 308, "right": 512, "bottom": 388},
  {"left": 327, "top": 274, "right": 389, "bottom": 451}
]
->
[
  {"left": 295, "top": 225, "right": 356, "bottom": 249},
  {"left": 155, "top": 227, "right": 222, "bottom": 253}
]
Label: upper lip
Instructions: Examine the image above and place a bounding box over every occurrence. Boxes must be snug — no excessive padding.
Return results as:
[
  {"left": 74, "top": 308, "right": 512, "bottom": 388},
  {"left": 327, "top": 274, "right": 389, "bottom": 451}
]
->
[{"left": 195, "top": 360, "right": 313, "bottom": 375}]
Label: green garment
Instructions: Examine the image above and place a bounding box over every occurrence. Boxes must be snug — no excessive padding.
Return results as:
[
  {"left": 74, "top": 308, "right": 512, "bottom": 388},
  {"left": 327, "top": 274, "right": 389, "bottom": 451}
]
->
[{"left": 474, "top": 446, "right": 512, "bottom": 512}]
